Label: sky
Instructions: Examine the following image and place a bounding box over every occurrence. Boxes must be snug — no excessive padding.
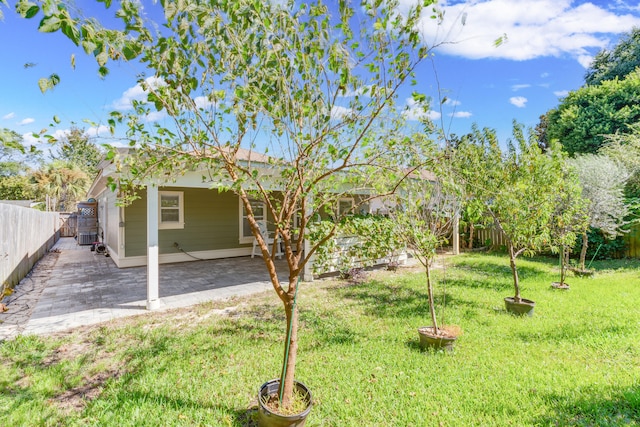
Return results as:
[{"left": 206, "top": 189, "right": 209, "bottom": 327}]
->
[{"left": 2, "top": 0, "right": 640, "bottom": 153}]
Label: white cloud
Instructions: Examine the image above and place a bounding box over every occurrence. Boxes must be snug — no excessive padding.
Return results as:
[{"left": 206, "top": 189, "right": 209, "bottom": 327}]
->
[
  {"left": 3, "top": 112, "right": 15, "bottom": 120},
  {"left": 86, "top": 125, "right": 110, "bottom": 137},
  {"left": 554, "top": 90, "right": 569, "bottom": 97},
  {"left": 509, "top": 96, "right": 528, "bottom": 108},
  {"left": 450, "top": 111, "right": 473, "bottom": 118},
  {"left": 443, "top": 98, "right": 461, "bottom": 106},
  {"left": 144, "top": 111, "right": 168, "bottom": 122},
  {"left": 18, "top": 118, "right": 35, "bottom": 125},
  {"left": 404, "top": 98, "right": 441, "bottom": 121},
  {"left": 21, "top": 128, "right": 70, "bottom": 145},
  {"left": 331, "top": 105, "right": 352, "bottom": 119},
  {"left": 577, "top": 54, "right": 594, "bottom": 68},
  {"left": 194, "top": 96, "right": 215, "bottom": 109},
  {"left": 540, "top": 72, "right": 550, "bottom": 78},
  {"left": 337, "top": 85, "right": 374, "bottom": 98},
  {"left": 22, "top": 132, "right": 42, "bottom": 145},
  {"left": 404, "top": 107, "right": 441, "bottom": 121},
  {"left": 412, "top": 0, "right": 640, "bottom": 66},
  {"left": 112, "top": 76, "right": 166, "bottom": 111},
  {"left": 511, "top": 84, "right": 531, "bottom": 91}
]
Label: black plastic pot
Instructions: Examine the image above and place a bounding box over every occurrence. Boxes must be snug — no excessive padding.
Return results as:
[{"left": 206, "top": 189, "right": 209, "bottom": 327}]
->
[
  {"left": 417, "top": 326, "right": 457, "bottom": 351},
  {"left": 258, "top": 379, "right": 312, "bottom": 427},
  {"left": 504, "top": 297, "right": 535, "bottom": 316}
]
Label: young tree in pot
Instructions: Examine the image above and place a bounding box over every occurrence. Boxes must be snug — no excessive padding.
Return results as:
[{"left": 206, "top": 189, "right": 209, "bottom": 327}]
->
[
  {"left": 15, "top": 0, "right": 442, "bottom": 415},
  {"left": 455, "top": 123, "right": 566, "bottom": 315},
  {"left": 390, "top": 146, "right": 462, "bottom": 349},
  {"left": 548, "top": 164, "right": 589, "bottom": 289}
]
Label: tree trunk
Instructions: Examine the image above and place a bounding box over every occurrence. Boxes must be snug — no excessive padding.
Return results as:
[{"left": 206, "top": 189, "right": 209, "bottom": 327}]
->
[
  {"left": 426, "top": 262, "right": 438, "bottom": 333},
  {"left": 508, "top": 244, "right": 521, "bottom": 302},
  {"left": 579, "top": 231, "right": 588, "bottom": 270},
  {"left": 279, "top": 287, "right": 299, "bottom": 409},
  {"left": 468, "top": 223, "right": 474, "bottom": 250},
  {"left": 560, "top": 245, "right": 567, "bottom": 286}
]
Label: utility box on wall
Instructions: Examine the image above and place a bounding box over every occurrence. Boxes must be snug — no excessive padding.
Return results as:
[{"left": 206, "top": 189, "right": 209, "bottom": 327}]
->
[{"left": 76, "top": 201, "right": 98, "bottom": 245}]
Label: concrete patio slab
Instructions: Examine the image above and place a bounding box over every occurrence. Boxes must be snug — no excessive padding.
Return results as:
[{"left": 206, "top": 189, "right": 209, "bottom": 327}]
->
[{"left": 0, "top": 237, "right": 287, "bottom": 340}]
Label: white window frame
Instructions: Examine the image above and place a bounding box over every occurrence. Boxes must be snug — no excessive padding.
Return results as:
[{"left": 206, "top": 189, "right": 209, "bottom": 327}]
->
[
  {"left": 239, "top": 198, "right": 267, "bottom": 244},
  {"left": 158, "top": 191, "right": 184, "bottom": 230},
  {"left": 337, "top": 197, "right": 355, "bottom": 217}
]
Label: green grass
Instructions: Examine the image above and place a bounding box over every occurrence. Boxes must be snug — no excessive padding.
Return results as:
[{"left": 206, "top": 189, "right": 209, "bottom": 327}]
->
[{"left": 1, "top": 253, "right": 639, "bottom": 426}]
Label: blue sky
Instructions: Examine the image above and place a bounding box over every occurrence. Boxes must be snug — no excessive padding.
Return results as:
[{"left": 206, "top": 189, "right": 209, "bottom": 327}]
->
[{"left": 1, "top": 0, "right": 640, "bottom": 151}]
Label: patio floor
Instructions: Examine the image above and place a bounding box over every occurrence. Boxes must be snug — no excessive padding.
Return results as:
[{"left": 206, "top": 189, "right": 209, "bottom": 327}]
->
[{"left": 0, "top": 237, "right": 289, "bottom": 340}]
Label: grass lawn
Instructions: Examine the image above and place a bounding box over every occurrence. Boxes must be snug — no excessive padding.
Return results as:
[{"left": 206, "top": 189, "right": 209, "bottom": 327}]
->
[{"left": 1, "top": 253, "right": 639, "bottom": 426}]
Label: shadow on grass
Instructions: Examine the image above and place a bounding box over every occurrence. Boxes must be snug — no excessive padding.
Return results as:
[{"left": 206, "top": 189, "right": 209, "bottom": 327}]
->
[
  {"left": 301, "top": 310, "right": 359, "bottom": 348},
  {"left": 334, "top": 279, "right": 482, "bottom": 320},
  {"left": 98, "top": 388, "right": 261, "bottom": 426},
  {"left": 514, "top": 323, "right": 633, "bottom": 345},
  {"left": 404, "top": 337, "right": 458, "bottom": 355},
  {"left": 451, "top": 260, "right": 550, "bottom": 281},
  {"left": 587, "top": 258, "right": 640, "bottom": 272},
  {"left": 536, "top": 386, "right": 640, "bottom": 426}
]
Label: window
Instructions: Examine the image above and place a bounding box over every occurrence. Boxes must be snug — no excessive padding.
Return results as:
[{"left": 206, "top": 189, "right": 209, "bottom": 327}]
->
[
  {"left": 159, "top": 191, "right": 184, "bottom": 229},
  {"left": 240, "top": 198, "right": 266, "bottom": 243},
  {"left": 337, "top": 197, "right": 355, "bottom": 217}
]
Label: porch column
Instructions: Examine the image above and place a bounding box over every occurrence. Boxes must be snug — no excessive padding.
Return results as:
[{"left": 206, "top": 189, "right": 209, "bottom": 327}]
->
[
  {"left": 303, "top": 238, "right": 313, "bottom": 282},
  {"left": 452, "top": 211, "right": 460, "bottom": 255},
  {"left": 147, "top": 184, "right": 160, "bottom": 310},
  {"left": 302, "top": 193, "right": 314, "bottom": 282}
]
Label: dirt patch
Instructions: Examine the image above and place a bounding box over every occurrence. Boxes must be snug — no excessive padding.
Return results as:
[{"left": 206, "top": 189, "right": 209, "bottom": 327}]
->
[{"left": 49, "top": 367, "right": 123, "bottom": 414}]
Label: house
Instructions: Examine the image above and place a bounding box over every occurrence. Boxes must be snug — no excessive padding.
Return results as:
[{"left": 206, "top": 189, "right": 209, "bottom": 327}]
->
[
  {"left": 87, "top": 148, "right": 403, "bottom": 309},
  {"left": 87, "top": 148, "right": 381, "bottom": 269}
]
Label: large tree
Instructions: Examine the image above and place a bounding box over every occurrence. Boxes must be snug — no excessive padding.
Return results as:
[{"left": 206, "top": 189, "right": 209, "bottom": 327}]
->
[
  {"left": 0, "top": 128, "right": 40, "bottom": 177},
  {"left": 16, "top": 0, "right": 439, "bottom": 409},
  {"left": 545, "top": 71, "right": 640, "bottom": 156},
  {"left": 53, "top": 126, "right": 103, "bottom": 178},
  {"left": 585, "top": 27, "right": 640, "bottom": 86},
  {"left": 0, "top": 128, "right": 41, "bottom": 200}
]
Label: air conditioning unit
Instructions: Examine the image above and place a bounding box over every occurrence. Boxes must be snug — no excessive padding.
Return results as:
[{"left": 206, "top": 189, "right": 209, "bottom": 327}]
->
[{"left": 78, "top": 233, "right": 97, "bottom": 246}]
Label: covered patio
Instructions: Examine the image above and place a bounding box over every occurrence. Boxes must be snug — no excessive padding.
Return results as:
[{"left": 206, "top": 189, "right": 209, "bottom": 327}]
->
[{"left": 0, "top": 237, "right": 289, "bottom": 340}]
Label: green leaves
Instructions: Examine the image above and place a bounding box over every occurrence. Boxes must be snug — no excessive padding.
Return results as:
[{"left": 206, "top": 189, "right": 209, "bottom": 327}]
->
[
  {"left": 16, "top": 0, "right": 39, "bottom": 19},
  {"left": 37, "top": 74, "right": 60, "bottom": 93},
  {"left": 38, "top": 14, "right": 61, "bottom": 32}
]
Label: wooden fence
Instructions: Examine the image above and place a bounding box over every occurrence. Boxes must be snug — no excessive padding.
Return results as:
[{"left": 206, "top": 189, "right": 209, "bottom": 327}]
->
[
  {"left": 473, "top": 224, "right": 640, "bottom": 258},
  {"left": 624, "top": 225, "right": 640, "bottom": 258},
  {"left": 59, "top": 213, "right": 77, "bottom": 237},
  {"left": 0, "top": 204, "right": 60, "bottom": 289}
]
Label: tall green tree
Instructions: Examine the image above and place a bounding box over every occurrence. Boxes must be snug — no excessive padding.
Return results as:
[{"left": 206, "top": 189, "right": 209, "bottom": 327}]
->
[
  {"left": 0, "top": 175, "right": 37, "bottom": 200},
  {"left": 53, "top": 126, "right": 103, "bottom": 178},
  {"left": 0, "top": 128, "right": 40, "bottom": 177},
  {"left": 16, "top": 0, "right": 439, "bottom": 409},
  {"left": 585, "top": 27, "right": 640, "bottom": 86},
  {"left": 0, "top": 128, "right": 41, "bottom": 200},
  {"left": 545, "top": 71, "right": 640, "bottom": 155}
]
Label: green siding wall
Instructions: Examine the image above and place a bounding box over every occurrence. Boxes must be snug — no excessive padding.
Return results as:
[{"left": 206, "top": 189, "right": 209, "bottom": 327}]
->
[{"left": 124, "top": 187, "right": 244, "bottom": 257}]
